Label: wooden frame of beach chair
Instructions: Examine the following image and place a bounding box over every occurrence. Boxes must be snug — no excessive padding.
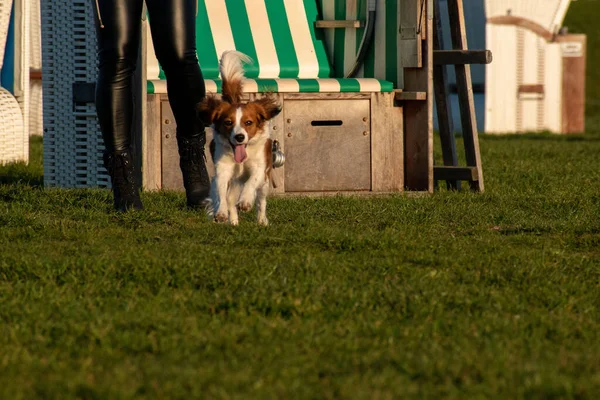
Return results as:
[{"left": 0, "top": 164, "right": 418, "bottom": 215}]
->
[{"left": 140, "top": 0, "right": 434, "bottom": 195}]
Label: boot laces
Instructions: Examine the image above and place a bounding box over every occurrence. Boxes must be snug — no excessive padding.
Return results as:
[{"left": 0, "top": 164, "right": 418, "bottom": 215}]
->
[{"left": 180, "top": 137, "right": 210, "bottom": 187}]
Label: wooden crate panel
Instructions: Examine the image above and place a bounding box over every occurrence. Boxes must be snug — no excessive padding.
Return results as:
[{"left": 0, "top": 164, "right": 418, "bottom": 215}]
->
[{"left": 283, "top": 99, "right": 371, "bottom": 192}]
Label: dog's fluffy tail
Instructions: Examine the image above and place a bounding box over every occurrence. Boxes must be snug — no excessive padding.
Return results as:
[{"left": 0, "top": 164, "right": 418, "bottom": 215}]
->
[{"left": 220, "top": 50, "right": 252, "bottom": 105}]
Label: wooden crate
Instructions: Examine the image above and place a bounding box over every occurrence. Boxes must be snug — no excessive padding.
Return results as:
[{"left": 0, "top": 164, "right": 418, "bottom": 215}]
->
[
  {"left": 140, "top": 0, "right": 435, "bottom": 195},
  {"left": 144, "top": 92, "right": 407, "bottom": 195},
  {"left": 283, "top": 98, "right": 371, "bottom": 192}
]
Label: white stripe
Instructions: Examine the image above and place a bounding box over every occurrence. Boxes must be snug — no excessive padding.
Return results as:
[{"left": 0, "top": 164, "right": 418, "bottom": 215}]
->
[
  {"left": 544, "top": 43, "right": 562, "bottom": 132},
  {"left": 374, "top": 0, "right": 387, "bottom": 80},
  {"left": 153, "top": 78, "right": 384, "bottom": 94},
  {"left": 151, "top": 80, "right": 167, "bottom": 93},
  {"left": 205, "top": 80, "right": 218, "bottom": 94},
  {"left": 242, "top": 79, "right": 258, "bottom": 93},
  {"left": 245, "top": 0, "right": 280, "bottom": 78},
  {"left": 316, "top": 79, "right": 341, "bottom": 92},
  {"left": 205, "top": 0, "right": 236, "bottom": 78},
  {"left": 283, "top": 0, "right": 320, "bottom": 78},
  {"left": 274, "top": 79, "right": 300, "bottom": 93},
  {"left": 321, "top": 1, "right": 336, "bottom": 64},
  {"left": 343, "top": 0, "right": 358, "bottom": 77},
  {"left": 357, "top": 78, "right": 382, "bottom": 92}
]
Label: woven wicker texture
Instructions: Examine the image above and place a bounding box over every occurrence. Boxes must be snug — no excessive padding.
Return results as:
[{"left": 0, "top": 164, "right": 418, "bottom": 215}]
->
[
  {"left": 42, "top": 0, "right": 109, "bottom": 188},
  {"left": 29, "top": 81, "right": 43, "bottom": 136},
  {"left": 30, "top": 0, "right": 43, "bottom": 136},
  {"left": 0, "top": 87, "right": 27, "bottom": 164},
  {"left": 19, "top": 0, "right": 31, "bottom": 151}
]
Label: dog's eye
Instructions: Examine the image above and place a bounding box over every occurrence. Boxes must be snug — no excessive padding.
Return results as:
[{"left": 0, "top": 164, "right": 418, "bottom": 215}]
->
[
  {"left": 223, "top": 120, "right": 233, "bottom": 127},
  {"left": 245, "top": 120, "right": 253, "bottom": 126}
]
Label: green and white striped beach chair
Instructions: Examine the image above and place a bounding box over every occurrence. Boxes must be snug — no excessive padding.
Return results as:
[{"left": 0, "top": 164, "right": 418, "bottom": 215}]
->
[
  {"left": 143, "top": 0, "right": 432, "bottom": 194},
  {"left": 145, "top": 0, "right": 395, "bottom": 95},
  {"left": 319, "top": 0, "right": 404, "bottom": 89}
]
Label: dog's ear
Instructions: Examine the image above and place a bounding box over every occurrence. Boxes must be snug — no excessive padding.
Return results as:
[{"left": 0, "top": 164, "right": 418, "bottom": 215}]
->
[
  {"left": 196, "top": 95, "right": 223, "bottom": 125},
  {"left": 253, "top": 95, "right": 282, "bottom": 122}
]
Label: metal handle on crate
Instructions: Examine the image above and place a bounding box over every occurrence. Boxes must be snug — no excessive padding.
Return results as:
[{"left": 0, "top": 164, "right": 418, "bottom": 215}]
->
[{"left": 272, "top": 140, "right": 285, "bottom": 168}]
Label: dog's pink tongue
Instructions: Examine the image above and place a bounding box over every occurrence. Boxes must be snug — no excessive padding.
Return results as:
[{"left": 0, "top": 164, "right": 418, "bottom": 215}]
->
[{"left": 234, "top": 145, "right": 247, "bottom": 163}]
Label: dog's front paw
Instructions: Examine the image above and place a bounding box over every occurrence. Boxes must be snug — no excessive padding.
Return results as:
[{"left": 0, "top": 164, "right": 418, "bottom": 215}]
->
[
  {"left": 237, "top": 201, "right": 253, "bottom": 213},
  {"left": 257, "top": 215, "right": 269, "bottom": 226},
  {"left": 215, "top": 211, "right": 228, "bottom": 223}
]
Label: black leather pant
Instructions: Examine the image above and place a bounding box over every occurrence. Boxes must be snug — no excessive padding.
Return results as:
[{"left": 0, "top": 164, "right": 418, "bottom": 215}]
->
[{"left": 93, "top": 0, "right": 206, "bottom": 152}]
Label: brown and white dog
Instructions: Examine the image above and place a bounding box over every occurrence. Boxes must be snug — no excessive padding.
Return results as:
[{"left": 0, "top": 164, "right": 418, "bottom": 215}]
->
[{"left": 197, "top": 51, "right": 281, "bottom": 225}]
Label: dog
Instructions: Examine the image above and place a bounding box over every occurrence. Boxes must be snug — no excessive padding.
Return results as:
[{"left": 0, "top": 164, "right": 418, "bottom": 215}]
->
[{"left": 197, "top": 51, "right": 282, "bottom": 226}]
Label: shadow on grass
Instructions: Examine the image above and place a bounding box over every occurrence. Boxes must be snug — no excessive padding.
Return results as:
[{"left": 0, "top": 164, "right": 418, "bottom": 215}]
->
[
  {"left": 479, "top": 132, "right": 600, "bottom": 142},
  {"left": 0, "top": 136, "right": 44, "bottom": 187},
  {"left": 435, "top": 131, "right": 600, "bottom": 143},
  {"left": 0, "top": 164, "right": 44, "bottom": 187}
]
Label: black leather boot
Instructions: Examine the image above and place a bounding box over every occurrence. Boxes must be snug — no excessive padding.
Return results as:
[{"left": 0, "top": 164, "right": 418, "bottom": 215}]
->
[
  {"left": 177, "top": 132, "right": 211, "bottom": 208},
  {"left": 103, "top": 150, "right": 144, "bottom": 212}
]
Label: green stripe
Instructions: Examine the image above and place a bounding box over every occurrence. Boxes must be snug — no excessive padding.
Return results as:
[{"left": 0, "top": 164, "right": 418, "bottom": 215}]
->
[
  {"left": 297, "top": 79, "right": 320, "bottom": 92},
  {"left": 195, "top": 1, "right": 220, "bottom": 79},
  {"left": 266, "top": 1, "right": 299, "bottom": 78},
  {"left": 385, "top": 0, "right": 398, "bottom": 87},
  {"left": 303, "top": 0, "right": 331, "bottom": 78},
  {"left": 379, "top": 80, "right": 394, "bottom": 92},
  {"left": 226, "top": 0, "right": 260, "bottom": 78},
  {"left": 356, "top": 0, "right": 375, "bottom": 78},
  {"left": 256, "top": 79, "right": 278, "bottom": 93},
  {"left": 336, "top": 78, "right": 361, "bottom": 92},
  {"left": 146, "top": 81, "right": 155, "bottom": 94},
  {"left": 333, "top": 0, "right": 346, "bottom": 77},
  {"left": 188, "top": 78, "right": 392, "bottom": 93}
]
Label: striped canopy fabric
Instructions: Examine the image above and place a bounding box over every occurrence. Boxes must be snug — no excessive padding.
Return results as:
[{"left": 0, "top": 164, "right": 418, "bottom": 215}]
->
[
  {"left": 147, "top": 77, "right": 394, "bottom": 94},
  {"left": 145, "top": 0, "right": 395, "bottom": 93},
  {"left": 319, "top": 0, "right": 404, "bottom": 89}
]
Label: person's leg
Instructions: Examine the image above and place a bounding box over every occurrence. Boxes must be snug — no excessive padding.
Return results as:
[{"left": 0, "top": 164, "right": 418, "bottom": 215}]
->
[
  {"left": 146, "top": 0, "right": 210, "bottom": 208},
  {"left": 93, "top": 0, "right": 144, "bottom": 211}
]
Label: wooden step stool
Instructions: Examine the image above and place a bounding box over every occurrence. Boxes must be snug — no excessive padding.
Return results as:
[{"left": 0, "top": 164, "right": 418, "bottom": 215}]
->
[{"left": 432, "top": 0, "right": 488, "bottom": 192}]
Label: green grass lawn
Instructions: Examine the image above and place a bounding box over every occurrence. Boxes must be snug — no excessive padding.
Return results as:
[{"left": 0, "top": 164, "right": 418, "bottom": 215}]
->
[
  {"left": 2, "top": 1, "right": 600, "bottom": 398},
  {"left": 563, "top": 0, "right": 600, "bottom": 131},
  {"left": 2, "top": 134, "right": 600, "bottom": 399}
]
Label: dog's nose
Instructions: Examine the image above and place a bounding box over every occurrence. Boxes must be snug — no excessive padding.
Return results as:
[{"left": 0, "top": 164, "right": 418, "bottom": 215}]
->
[{"left": 234, "top": 134, "right": 245, "bottom": 143}]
